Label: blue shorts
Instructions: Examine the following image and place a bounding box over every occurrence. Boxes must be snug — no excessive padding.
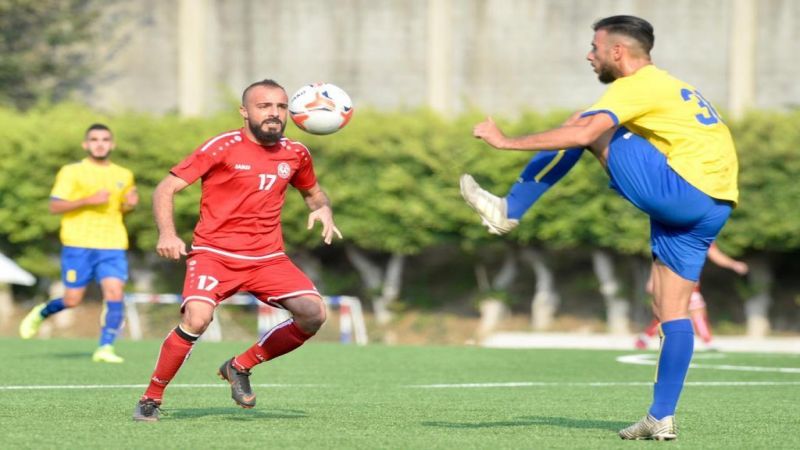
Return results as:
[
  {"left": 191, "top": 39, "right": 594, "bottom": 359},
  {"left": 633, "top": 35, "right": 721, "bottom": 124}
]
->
[
  {"left": 61, "top": 246, "right": 129, "bottom": 288},
  {"left": 607, "top": 128, "right": 733, "bottom": 281}
]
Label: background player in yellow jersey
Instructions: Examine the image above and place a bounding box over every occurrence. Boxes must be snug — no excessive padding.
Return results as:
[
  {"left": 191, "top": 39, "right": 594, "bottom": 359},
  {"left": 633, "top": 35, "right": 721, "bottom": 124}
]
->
[
  {"left": 461, "top": 16, "right": 738, "bottom": 440},
  {"left": 19, "top": 123, "right": 138, "bottom": 363}
]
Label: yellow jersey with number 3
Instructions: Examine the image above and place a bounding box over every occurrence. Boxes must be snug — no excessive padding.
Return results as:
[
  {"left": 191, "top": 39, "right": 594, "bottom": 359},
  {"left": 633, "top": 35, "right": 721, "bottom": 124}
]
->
[
  {"left": 50, "top": 158, "right": 135, "bottom": 249},
  {"left": 584, "top": 65, "right": 738, "bottom": 205}
]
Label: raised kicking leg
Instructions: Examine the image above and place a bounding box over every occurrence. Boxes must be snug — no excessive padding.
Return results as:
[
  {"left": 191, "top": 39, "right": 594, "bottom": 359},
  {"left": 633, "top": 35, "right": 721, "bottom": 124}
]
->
[{"left": 460, "top": 113, "right": 590, "bottom": 234}]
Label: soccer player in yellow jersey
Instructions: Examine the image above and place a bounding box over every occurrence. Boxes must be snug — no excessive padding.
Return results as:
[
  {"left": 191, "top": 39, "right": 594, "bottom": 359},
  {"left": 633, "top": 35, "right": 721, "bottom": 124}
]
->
[
  {"left": 19, "top": 124, "right": 138, "bottom": 363},
  {"left": 460, "top": 16, "right": 738, "bottom": 440}
]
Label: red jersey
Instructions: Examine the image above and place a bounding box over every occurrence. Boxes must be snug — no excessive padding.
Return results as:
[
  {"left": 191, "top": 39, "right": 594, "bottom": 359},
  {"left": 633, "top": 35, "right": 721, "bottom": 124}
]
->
[{"left": 171, "top": 128, "right": 317, "bottom": 257}]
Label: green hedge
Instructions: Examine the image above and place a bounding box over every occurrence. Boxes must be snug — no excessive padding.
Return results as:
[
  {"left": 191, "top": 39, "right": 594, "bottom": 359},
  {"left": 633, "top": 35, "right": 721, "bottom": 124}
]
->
[{"left": 0, "top": 103, "right": 797, "bottom": 277}]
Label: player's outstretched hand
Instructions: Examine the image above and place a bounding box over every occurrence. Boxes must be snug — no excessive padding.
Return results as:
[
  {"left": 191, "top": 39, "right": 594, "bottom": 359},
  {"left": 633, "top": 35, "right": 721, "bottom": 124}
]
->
[
  {"left": 307, "top": 205, "right": 343, "bottom": 245},
  {"left": 473, "top": 117, "right": 507, "bottom": 149},
  {"left": 156, "top": 234, "right": 187, "bottom": 260},
  {"left": 731, "top": 261, "right": 749, "bottom": 276}
]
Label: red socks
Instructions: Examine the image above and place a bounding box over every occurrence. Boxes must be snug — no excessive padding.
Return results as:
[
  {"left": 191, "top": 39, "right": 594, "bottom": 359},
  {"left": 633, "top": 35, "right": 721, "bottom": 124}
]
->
[
  {"left": 143, "top": 326, "right": 197, "bottom": 402},
  {"left": 234, "top": 319, "right": 313, "bottom": 371},
  {"left": 643, "top": 318, "right": 661, "bottom": 338},
  {"left": 691, "top": 310, "right": 713, "bottom": 343},
  {"left": 142, "top": 320, "right": 313, "bottom": 402},
  {"left": 644, "top": 312, "right": 713, "bottom": 345}
]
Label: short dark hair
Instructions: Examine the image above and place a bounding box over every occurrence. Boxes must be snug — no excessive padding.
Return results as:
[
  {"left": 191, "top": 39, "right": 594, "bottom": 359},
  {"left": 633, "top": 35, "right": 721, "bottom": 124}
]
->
[
  {"left": 593, "top": 15, "right": 654, "bottom": 54},
  {"left": 85, "top": 123, "right": 112, "bottom": 138},
  {"left": 241, "top": 79, "right": 285, "bottom": 104}
]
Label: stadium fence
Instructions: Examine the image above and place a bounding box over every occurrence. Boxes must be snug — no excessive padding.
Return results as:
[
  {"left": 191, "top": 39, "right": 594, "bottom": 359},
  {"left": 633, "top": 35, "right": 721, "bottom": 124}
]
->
[{"left": 124, "top": 293, "right": 368, "bottom": 345}]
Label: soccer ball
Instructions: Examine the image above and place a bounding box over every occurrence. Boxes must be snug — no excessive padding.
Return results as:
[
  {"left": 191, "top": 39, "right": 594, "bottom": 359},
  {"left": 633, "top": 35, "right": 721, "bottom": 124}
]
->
[{"left": 289, "top": 83, "right": 354, "bottom": 135}]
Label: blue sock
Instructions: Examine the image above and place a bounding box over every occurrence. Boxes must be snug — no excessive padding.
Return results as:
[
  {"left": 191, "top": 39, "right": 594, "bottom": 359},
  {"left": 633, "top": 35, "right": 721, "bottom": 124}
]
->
[
  {"left": 40, "top": 298, "right": 66, "bottom": 318},
  {"left": 506, "top": 148, "right": 584, "bottom": 219},
  {"left": 99, "top": 300, "right": 125, "bottom": 347},
  {"left": 649, "top": 318, "right": 694, "bottom": 419}
]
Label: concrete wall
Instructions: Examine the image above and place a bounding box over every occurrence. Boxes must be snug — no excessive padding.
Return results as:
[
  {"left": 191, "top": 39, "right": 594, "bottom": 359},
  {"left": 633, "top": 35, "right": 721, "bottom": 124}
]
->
[
  {"left": 82, "top": 0, "right": 797, "bottom": 117},
  {"left": 756, "top": 0, "right": 800, "bottom": 109}
]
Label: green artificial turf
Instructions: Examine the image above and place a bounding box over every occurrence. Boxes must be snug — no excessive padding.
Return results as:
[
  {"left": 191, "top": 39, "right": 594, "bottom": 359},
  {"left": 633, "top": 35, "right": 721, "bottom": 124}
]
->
[{"left": 2, "top": 337, "right": 798, "bottom": 449}]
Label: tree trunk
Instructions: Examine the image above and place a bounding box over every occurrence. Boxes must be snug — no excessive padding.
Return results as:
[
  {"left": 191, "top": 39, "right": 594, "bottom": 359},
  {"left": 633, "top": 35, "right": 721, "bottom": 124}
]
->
[
  {"left": 475, "top": 249, "right": 517, "bottom": 339},
  {"left": 744, "top": 256, "right": 772, "bottom": 337},
  {"left": 344, "top": 245, "right": 405, "bottom": 326},
  {"left": 592, "top": 249, "right": 630, "bottom": 335},
  {"left": 0, "top": 283, "right": 13, "bottom": 327},
  {"left": 373, "top": 253, "right": 405, "bottom": 325},
  {"left": 519, "top": 247, "right": 559, "bottom": 331},
  {"left": 291, "top": 249, "right": 325, "bottom": 292},
  {"left": 630, "top": 258, "right": 652, "bottom": 326},
  {"left": 130, "top": 252, "right": 159, "bottom": 293}
]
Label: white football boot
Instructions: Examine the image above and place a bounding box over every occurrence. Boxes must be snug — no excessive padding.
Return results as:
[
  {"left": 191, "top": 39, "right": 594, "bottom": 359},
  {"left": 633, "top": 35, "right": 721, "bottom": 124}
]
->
[
  {"left": 459, "top": 174, "right": 519, "bottom": 235},
  {"left": 619, "top": 414, "right": 677, "bottom": 441}
]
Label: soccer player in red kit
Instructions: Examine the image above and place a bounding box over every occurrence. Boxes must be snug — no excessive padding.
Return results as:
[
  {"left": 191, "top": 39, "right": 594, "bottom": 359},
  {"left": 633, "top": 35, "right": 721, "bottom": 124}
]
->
[{"left": 133, "top": 79, "right": 342, "bottom": 421}]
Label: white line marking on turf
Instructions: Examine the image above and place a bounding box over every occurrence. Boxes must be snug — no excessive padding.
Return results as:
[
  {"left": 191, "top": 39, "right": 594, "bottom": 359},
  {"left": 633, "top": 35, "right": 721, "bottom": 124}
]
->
[
  {"left": 4, "top": 380, "right": 800, "bottom": 391},
  {"left": 0, "top": 383, "right": 327, "bottom": 391},
  {"left": 617, "top": 353, "right": 800, "bottom": 373},
  {"left": 406, "top": 381, "right": 800, "bottom": 388}
]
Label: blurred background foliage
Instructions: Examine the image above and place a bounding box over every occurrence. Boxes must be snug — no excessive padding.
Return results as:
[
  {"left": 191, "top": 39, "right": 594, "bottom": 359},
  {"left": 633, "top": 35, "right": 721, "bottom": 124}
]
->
[
  {"left": 0, "top": 0, "right": 101, "bottom": 109},
  {"left": 0, "top": 104, "right": 798, "bottom": 330},
  {"left": 3, "top": 104, "right": 798, "bottom": 265}
]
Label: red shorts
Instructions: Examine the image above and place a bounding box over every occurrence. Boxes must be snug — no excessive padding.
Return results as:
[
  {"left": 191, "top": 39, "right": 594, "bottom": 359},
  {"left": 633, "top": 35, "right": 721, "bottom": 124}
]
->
[{"left": 181, "top": 250, "right": 319, "bottom": 310}]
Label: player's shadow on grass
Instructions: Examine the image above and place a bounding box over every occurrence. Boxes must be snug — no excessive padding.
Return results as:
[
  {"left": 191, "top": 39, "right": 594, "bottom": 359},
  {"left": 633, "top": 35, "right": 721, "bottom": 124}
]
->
[
  {"left": 422, "top": 416, "right": 628, "bottom": 431},
  {"left": 50, "top": 351, "right": 93, "bottom": 359},
  {"left": 166, "top": 407, "right": 308, "bottom": 421}
]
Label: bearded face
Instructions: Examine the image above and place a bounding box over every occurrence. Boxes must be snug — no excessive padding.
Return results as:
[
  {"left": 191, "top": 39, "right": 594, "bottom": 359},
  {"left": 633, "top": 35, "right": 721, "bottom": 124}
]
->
[
  {"left": 248, "top": 116, "right": 286, "bottom": 144},
  {"left": 587, "top": 30, "right": 623, "bottom": 85},
  {"left": 595, "top": 59, "right": 619, "bottom": 84},
  {"left": 240, "top": 85, "right": 289, "bottom": 145},
  {"left": 83, "top": 130, "right": 114, "bottom": 161}
]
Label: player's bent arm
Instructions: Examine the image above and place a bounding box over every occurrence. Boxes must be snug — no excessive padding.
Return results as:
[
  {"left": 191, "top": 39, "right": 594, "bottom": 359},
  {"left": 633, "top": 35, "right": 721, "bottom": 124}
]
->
[
  {"left": 474, "top": 113, "right": 615, "bottom": 151},
  {"left": 49, "top": 198, "right": 88, "bottom": 214},
  {"left": 562, "top": 110, "right": 586, "bottom": 126},
  {"left": 49, "top": 190, "right": 110, "bottom": 214},
  {"left": 298, "top": 183, "right": 343, "bottom": 245},
  {"left": 298, "top": 183, "right": 330, "bottom": 211},
  {"left": 121, "top": 187, "right": 139, "bottom": 213},
  {"left": 706, "top": 243, "right": 749, "bottom": 275},
  {"left": 153, "top": 174, "right": 190, "bottom": 259}
]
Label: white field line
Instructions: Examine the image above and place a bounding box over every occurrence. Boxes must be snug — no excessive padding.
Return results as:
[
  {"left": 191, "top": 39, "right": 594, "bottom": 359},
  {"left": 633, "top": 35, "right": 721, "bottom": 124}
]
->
[
  {"left": 0, "top": 383, "right": 327, "bottom": 391},
  {"left": 3, "top": 354, "right": 798, "bottom": 391},
  {"left": 408, "top": 353, "right": 800, "bottom": 388},
  {"left": 617, "top": 353, "right": 800, "bottom": 373},
  {"left": 407, "top": 381, "right": 800, "bottom": 389},
  {"left": 3, "top": 380, "right": 799, "bottom": 391}
]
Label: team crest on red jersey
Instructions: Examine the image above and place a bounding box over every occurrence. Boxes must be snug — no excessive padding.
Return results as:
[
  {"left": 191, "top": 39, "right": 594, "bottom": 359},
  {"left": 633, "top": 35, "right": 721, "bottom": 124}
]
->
[{"left": 277, "top": 162, "right": 291, "bottom": 179}]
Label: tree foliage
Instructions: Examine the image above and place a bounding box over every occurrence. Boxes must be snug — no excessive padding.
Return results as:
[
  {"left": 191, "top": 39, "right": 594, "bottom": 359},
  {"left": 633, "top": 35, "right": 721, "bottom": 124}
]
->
[
  {"left": 0, "top": 0, "right": 100, "bottom": 109},
  {"left": 0, "top": 103, "right": 797, "bottom": 279},
  {"left": 721, "top": 110, "right": 800, "bottom": 254},
  {"left": 283, "top": 108, "right": 469, "bottom": 254}
]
